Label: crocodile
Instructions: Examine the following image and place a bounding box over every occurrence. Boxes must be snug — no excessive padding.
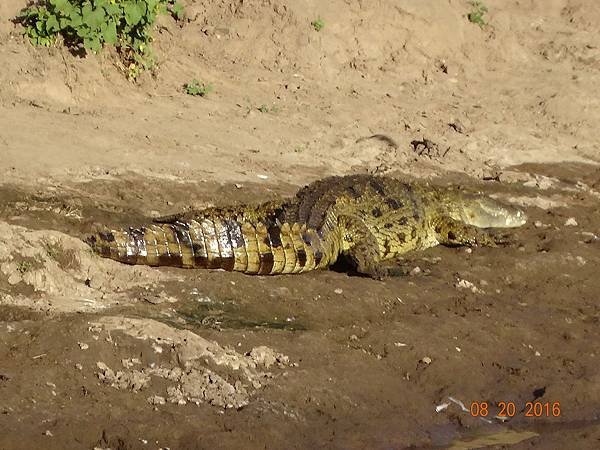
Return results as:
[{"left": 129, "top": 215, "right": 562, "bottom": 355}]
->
[{"left": 87, "top": 175, "right": 527, "bottom": 279}]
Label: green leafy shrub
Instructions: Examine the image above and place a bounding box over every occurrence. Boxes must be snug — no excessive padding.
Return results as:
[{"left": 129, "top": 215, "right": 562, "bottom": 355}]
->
[
  {"left": 311, "top": 17, "right": 324, "bottom": 32},
  {"left": 184, "top": 79, "right": 212, "bottom": 96},
  {"left": 467, "top": 1, "right": 488, "bottom": 27},
  {"left": 17, "top": 0, "right": 185, "bottom": 77}
]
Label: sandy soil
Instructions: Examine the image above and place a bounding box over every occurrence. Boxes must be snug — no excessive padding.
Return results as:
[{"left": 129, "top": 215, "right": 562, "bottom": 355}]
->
[{"left": 0, "top": 1, "right": 599, "bottom": 448}]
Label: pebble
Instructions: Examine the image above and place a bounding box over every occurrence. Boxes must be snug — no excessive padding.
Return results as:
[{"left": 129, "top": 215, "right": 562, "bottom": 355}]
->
[
  {"left": 455, "top": 278, "right": 483, "bottom": 294},
  {"left": 122, "top": 358, "right": 141, "bottom": 368},
  {"left": 421, "top": 356, "right": 432, "bottom": 365},
  {"left": 579, "top": 231, "right": 598, "bottom": 243},
  {"left": 78, "top": 342, "right": 89, "bottom": 350},
  {"left": 334, "top": 288, "right": 343, "bottom": 294},
  {"left": 7, "top": 273, "right": 21, "bottom": 285},
  {"left": 534, "top": 220, "right": 544, "bottom": 228},
  {"left": 147, "top": 395, "right": 166, "bottom": 406},
  {"left": 152, "top": 343, "right": 163, "bottom": 354},
  {"left": 435, "top": 402, "right": 450, "bottom": 413},
  {"left": 565, "top": 217, "right": 578, "bottom": 226},
  {"left": 409, "top": 266, "right": 421, "bottom": 276}
]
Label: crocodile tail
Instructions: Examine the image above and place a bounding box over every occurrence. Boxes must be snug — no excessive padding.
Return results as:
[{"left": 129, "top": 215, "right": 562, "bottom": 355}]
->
[{"left": 87, "top": 218, "right": 331, "bottom": 275}]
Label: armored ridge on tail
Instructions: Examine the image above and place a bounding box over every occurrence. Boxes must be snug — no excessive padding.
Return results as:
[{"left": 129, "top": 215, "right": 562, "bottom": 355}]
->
[{"left": 87, "top": 175, "right": 527, "bottom": 278}]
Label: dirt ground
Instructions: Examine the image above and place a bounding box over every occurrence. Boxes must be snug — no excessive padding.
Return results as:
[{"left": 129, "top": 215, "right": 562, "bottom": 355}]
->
[{"left": 0, "top": 1, "right": 599, "bottom": 449}]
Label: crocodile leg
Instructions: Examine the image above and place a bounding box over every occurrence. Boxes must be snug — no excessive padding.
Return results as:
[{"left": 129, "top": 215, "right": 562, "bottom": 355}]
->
[
  {"left": 335, "top": 215, "right": 390, "bottom": 279},
  {"left": 347, "top": 244, "right": 409, "bottom": 279},
  {"left": 432, "top": 216, "right": 505, "bottom": 247}
]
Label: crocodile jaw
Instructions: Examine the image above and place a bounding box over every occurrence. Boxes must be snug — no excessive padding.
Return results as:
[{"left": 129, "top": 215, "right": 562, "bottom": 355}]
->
[{"left": 454, "top": 196, "right": 528, "bottom": 228}]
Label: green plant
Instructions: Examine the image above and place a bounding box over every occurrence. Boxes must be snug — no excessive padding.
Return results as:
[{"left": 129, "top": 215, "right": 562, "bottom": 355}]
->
[
  {"left": 467, "top": 1, "right": 487, "bottom": 27},
  {"left": 311, "top": 17, "right": 324, "bottom": 32},
  {"left": 42, "top": 240, "right": 80, "bottom": 270},
  {"left": 17, "top": 0, "right": 185, "bottom": 78},
  {"left": 16, "top": 261, "right": 33, "bottom": 274},
  {"left": 171, "top": 1, "right": 184, "bottom": 20},
  {"left": 184, "top": 79, "right": 212, "bottom": 96},
  {"left": 256, "top": 104, "right": 279, "bottom": 114}
]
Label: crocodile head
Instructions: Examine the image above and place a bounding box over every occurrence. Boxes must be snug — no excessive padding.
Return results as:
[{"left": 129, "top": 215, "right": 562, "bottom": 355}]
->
[{"left": 450, "top": 194, "right": 527, "bottom": 228}]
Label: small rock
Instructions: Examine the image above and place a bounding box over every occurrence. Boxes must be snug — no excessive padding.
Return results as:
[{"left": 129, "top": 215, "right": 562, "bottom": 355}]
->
[
  {"left": 248, "top": 346, "right": 289, "bottom": 368},
  {"left": 448, "top": 119, "right": 467, "bottom": 134},
  {"left": 147, "top": 395, "right": 166, "bottom": 406},
  {"left": 464, "top": 248, "right": 472, "bottom": 254},
  {"left": 421, "top": 356, "right": 432, "bottom": 365},
  {"left": 7, "top": 273, "right": 22, "bottom": 285},
  {"left": 152, "top": 343, "right": 163, "bottom": 354},
  {"left": 75, "top": 363, "right": 83, "bottom": 371},
  {"left": 455, "top": 278, "right": 483, "bottom": 294},
  {"left": 167, "top": 386, "right": 187, "bottom": 405},
  {"left": 122, "top": 358, "right": 141, "bottom": 368},
  {"left": 435, "top": 402, "right": 450, "bottom": 412},
  {"left": 565, "top": 217, "right": 578, "bottom": 226},
  {"left": 534, "top": 220, "right": 544, "bottom": 228},
  {"left": 524, "top": 175, "right": 556, "bottom": 190},
  {"left": 409, "top": 266, "right": 421, "bottom": 276},
  {"left": 78, "top": 342, "right": 89, "bottom": 350},
  {"left": 334, "top": 288, "right": 343, "bottom": 294},
  {"left": 579, "top": 231, "right": 598, "bottom": 243},
  {"left": 575, "top": 256, "right": 586, "bottom": 266}
]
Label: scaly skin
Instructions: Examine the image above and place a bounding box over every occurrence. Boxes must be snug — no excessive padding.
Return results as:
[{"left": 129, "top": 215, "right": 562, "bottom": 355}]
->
[{"left": 87, "top": 175, "right": 527, "bottom": 278}]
